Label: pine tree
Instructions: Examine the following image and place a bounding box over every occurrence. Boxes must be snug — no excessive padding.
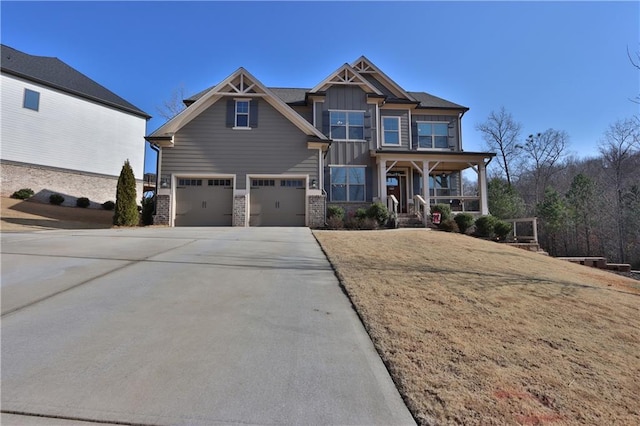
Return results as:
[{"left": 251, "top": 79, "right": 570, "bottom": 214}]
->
[{"left": 113, "top": 160, "right": 139, "bottom": 226}]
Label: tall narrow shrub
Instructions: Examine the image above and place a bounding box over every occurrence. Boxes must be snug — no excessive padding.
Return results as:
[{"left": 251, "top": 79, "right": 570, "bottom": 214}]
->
[{"left": 113, "top": 160, "right": 139, "bottom": 226}]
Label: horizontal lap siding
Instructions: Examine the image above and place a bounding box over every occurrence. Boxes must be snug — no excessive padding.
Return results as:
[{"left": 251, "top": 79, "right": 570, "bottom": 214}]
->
[{"left": 162, "top": 98, "right": 317, "bottom": 190}]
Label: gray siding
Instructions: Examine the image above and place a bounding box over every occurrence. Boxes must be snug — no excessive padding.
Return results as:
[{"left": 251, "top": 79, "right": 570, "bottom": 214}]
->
[
  {"left": 162, "top": 98, "right": 318, "bottom": 190},
  {"left": 290, "top": 105, "right": 313, "bottom": 124},
  {"left": 324, "top": 86, "right": 368, "bottom": 110},
  {"left": 380, "top": 110, "right": 409, "bottom": 150},
  {"left": 412, "top": 114, "right": 460, "bottom": 150}
]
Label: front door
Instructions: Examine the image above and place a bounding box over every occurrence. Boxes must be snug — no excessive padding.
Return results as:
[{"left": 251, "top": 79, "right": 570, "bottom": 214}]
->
[{"left": 386, "top": 174, "right": 407, "bottom": 213}]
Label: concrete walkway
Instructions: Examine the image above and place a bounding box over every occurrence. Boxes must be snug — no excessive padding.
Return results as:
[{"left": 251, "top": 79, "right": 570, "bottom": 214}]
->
[{"left": 1, "top": 227, "right": 415, "bottom": 425}]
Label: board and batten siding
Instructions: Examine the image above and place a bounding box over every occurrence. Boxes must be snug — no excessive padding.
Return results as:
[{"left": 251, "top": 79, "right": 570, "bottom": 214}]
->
[
  {"left": 380, "top": 109, "right": 410, "bottom": 150},
  {"left": 0, "top": 74, "right": 146, "bottom": 179},
  {"left": 161, "top": 98, "right": 319, "bottom": 190}
]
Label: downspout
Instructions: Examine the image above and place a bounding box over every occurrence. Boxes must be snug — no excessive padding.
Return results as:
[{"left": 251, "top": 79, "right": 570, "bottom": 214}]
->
[{"left": 149, "top": 143, "right": 160, "bottom": 215}]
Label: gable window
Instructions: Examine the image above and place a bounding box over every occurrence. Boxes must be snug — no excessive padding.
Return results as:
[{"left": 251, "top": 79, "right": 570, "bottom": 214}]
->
[
  {"left": 330, "top": 111, "right": 364, "bottom": 140},
  {"left": 417, "top": 122, "right": 449, "bottom": 149},
  {"left": 330, "top": 166, "right": 365, "bottom": 202},
  {"left": 382, "top": 117, "right": 401, "bottom": 145},
  {"left": 235, "top": 100, "right": 250, "bottom": 127},
  {"left": 23, "top": 89, "right": 40, "bottom": 111}
]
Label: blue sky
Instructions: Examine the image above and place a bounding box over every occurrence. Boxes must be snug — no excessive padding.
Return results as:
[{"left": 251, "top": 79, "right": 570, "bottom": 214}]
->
[{"left": 2, "top": 1, "right": 638, "bottom": 175}]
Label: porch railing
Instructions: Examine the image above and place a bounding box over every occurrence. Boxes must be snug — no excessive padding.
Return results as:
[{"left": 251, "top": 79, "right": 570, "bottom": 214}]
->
[
  {"left": 429, "top": 196, "right": 481, "bottom": 213},
  {"left": 387, "top": 194, "right": 399, "bottom": 227},
  {"left": 503, "top": 217, "right": 538, "bottom": 243},
  {"left": 414, "top": 194, "right": 428, "bottom": 227}
]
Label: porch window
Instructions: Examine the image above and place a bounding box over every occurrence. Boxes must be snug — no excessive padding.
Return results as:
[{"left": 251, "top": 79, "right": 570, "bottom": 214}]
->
[
  {"left": 382, "top": 117, "right": 400, "bottom": 145},
  {"left": 417, "top": 122, "right": 448, "bottom": 149},
  {"left": 330, "top": 166, "right": 365, "bottom": 201},
  {"left": 235, "top": 100, "right": 250, "bottom": 127},
  {"left": 330, "top": 111, "right": 364, "bottom": 140}
]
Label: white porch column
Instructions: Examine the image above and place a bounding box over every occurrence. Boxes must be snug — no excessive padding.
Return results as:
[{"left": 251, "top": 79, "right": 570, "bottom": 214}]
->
[
  {"left": 422, "top": 160, "right": 430, "bottom": 213},
  {"left": 378, "top": 159, "right": 387, "bottom": 205},
  {"left": 478, "top": 161, "right": 489, "bottom": 215}
]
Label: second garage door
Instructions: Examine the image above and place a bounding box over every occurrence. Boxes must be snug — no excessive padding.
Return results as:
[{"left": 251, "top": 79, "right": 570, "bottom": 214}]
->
[
  {"left": 175, "top": 178, "right": 233, "bottom": 226},
  {"left": 249, "top": 178, "right": 306, "bottom": 226}
]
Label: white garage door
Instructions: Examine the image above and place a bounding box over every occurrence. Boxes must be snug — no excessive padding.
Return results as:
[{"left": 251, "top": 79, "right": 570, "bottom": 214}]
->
[
  {"left": 175, "top": 178, "right": 233, "bottom": 226},
  {"left": 249, "top": 178, "right": 306, "bottom": 226}
]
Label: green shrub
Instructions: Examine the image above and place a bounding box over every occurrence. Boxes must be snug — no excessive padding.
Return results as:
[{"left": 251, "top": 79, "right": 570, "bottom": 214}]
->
[
  {"left": 113, "top": 160, "right": 139, "bottom": 226},
  {"left": 475, "top": 215, "right": 498, "bottom": 238},
  {"left": 439, "top": 218, "right": 459, "bottom": 233},
  {"left": 326, "top": 216, "right": 344, "bottom": 229},
  {"left": 366, "top": 202, "right": 389, "bottom": 225},
  {"left": 355, "top": 208, "right": 368, "bottom": 220},
  {"left": 326, "top": 205, "right": 345, "bottom": 220},
  {"left": 431, "top": 204, "right": 452, "bottom": 222},
  {"left": 360, "top": 217, "right": 379, "bottom": 230},
  {"left": 141, "top": 196, "right": 155, "bottom": 226},
  {"left": 76, "top": 197, "right": 90, "bottom": 208},
  {"left": 494, "top": 220, "right": 513, "bottom": 241},
  {"left": 11, "top": 188, "right": 34, "bottom": 200},
  {"left": 49, "top": 193, "right": 64, "bottom": 205},
  {"left": 454, "top": 213, "right": 475, "bottom": 234},
  {"left": 102, "top": 200, "right": 115, "bottom": 211}
]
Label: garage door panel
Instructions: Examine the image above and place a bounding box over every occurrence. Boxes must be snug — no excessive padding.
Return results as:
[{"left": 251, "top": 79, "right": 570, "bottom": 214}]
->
[
  {"left": 250, "top": 179, "right": 305, "bottom": 227},
  {"left": 175, "top": 178, "right": 233, "bottom": 226}
]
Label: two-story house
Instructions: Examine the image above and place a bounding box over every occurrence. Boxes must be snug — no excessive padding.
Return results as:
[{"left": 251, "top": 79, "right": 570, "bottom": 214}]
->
[
  {"left": 147, "top": 56, "right": 494, "bottom": 227},
  {"left": 1, "top": 44, "right": 149, "bottom": 205}
]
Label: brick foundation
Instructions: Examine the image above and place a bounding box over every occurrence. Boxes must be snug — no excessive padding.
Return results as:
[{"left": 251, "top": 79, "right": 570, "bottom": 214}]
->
[
  {"left": 154, "top": 194, "right": 171, "bottom": 225},
  {"left": 233, "top": 194, "right": 247, "bottom": 226},
  {"left": 1, "top": 161, "right": 142, "bottom": 207},
  {"left": 308, "top": 195, "right": 326, "bottom": 228}
]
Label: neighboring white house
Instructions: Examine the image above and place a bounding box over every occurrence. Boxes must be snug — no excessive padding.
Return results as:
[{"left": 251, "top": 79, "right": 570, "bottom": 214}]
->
[{"left": 0, "top": 44, "right": 150, "bottom": 205}]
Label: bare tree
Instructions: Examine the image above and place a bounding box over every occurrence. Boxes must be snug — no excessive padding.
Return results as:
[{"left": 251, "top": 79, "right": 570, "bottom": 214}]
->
[
  {"left": 475, "top": 107, "right": 522, "bottom": 188},
  {"left": 520, "top": 129, "right": 569, "bottom": 205},
  {"left": 157, "top": 84, "right": 187, "bottom": 120},
  {"left": 599, "top": 118, "right": 640, "bottom": 262}
]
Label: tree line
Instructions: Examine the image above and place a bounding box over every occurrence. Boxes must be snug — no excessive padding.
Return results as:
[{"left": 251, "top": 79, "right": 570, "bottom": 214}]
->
[{"left": 475, "top": 108, "right": 640, "bottom": 268}]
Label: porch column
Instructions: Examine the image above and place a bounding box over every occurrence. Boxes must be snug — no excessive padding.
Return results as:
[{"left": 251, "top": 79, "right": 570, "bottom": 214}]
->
[
  {"left": 378, "top": 159, "right": 387, "bottom": 205},
  {"left": 422, "top": 160, "right": 430, "bottom": 213},
  {"left": 478, "top": 161, "right": 489, "bottom": 215}
]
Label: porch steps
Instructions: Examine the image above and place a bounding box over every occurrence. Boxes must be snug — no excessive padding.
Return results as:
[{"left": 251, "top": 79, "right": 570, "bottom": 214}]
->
[
  {"left": 396, "top": 213, "right": 425, "bottom": 228},
  {"left": 556, "top": 257, "right": 632, "bottom": 273}
]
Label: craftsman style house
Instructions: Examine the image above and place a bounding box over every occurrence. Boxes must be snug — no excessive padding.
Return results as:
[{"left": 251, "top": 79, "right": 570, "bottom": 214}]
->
[
  {"left": 147, "top": 57, "right": 494, "bottom": 227},
  {"left": 1, "top": 44, "right": 149, "bottom": 204}
]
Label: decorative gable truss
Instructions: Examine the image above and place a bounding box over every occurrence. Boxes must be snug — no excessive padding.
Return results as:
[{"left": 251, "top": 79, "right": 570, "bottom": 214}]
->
[
  {"left": 351, "top": 56, "right": 416, "bottom": 101},
  {"left": 147, "top": 67, "right": 327, "bottom": 147},
  {"left": 310, "top": 64, "right": 383, "bottom": 95}
]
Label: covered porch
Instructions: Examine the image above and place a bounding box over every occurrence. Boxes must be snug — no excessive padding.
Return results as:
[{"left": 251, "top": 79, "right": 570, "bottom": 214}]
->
[{"left": 372, "top": 150, "right": 495, "bottom": 223}]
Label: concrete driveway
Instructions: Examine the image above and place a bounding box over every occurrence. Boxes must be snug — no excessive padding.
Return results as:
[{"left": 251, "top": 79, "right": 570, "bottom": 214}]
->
[{"left": 1, "top": 227, "right": 415, "bottom": 425}]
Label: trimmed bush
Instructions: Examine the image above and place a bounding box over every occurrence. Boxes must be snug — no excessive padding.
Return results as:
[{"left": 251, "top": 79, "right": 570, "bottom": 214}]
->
[
  {"left": 76, "top": 197, "right": 90, "bottom": 208},
  {"left": 360, "top": 217, "right": 379, "bottom": 230},
  {"left": 366, "top": 202, "right": 389, "bottom": 225},
  {"left": 49, "top": 193, "right": 64, "bottom": 205},
  {"left": 141, "top": 196, "right": 155, "bottom": 226},
  {"left": 355, "top": 208, "right": 368, "bottom": 220},
  {"left": 326, "top": 216, "right": 344, "bottom": 229},
  {"left": 102, "top": 200, "right": 115, "bottom": 211},
  {"left": 454, "top": 213, "right": 475, "bottom": 234},
  {"left": 494, "top": 220, "right": 513, "bottom": 241},
  {"left": 431, "top": 203, "right": 452, "bottom": 223},
  {"left": 439, "top": 218, "right": 459, "bottom": 233},
  {"left": 113, "top": 160, "right": 139, "bottom": 226},
  {"left": 475, "top": 215, "right": 498, "bottom": 238},
  {"left": 11, "top": 188, "right": 34, "bottom": 200},
  {"left": 326, "top": 205, "right": 345, "bottom": 221}
]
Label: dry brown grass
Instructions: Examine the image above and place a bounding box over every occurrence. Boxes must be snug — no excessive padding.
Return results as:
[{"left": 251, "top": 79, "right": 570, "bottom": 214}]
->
[
  {"left": 1, "top": 197, "right": 113, "bottom": 231},
  {"left": 314, "top": 229, "right": 640, "bottom": 425}
]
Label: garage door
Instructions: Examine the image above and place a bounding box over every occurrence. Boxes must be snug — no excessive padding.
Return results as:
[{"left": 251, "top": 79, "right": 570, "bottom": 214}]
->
[
  {"left": 175, "top": 178, "right": 233, "bottom": 226},
  {"left": 249, "top": 178, "right": 306, "bottom": 226}
]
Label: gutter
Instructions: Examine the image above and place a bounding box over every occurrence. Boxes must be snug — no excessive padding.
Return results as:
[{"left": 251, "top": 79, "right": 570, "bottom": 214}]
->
[{"left": 149, "top": 143, "right": 160, "bottom": 215}]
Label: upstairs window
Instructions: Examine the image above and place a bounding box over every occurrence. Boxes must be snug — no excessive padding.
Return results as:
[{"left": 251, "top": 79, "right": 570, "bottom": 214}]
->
[
  {"left": 417, "top": 122, "right": 449, "bottom": 149},
  {"left": 382, "top": 117, "right": 401, "bottom": 145},
  {"left": 23, "top": 89, "right": 40, "bottom": 111},
  {"left": 235, "top": 100, "right": 250, "bottom": 127},
  {"left": 330, "top": 111, "right": 364, "bottom": 140}
]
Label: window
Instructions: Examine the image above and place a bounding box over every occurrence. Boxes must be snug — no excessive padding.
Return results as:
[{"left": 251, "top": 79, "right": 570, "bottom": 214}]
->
[
  {"left": 23, "top": 89, "right": 40, "bottom": 111},
  {"left": 417, "top": 122, "right": 449, "bottom": 149},
  {"left": 252, "top": 179, "right": 275, "bottom": 187},
  {"left": 235, "top": 100, "right": 250, "bottom": 127},
  {"left": 382, "top": 117, "right": 400, "bottom": 145},
  {"left": 208, "top": 179, "right": 232, "bottom": 187},
  {"left": 330, "top": 111, "right": 364, "bottom": 140},
  {"left": 330, "top": 167, "right": 365, "bottom": 201},
  {"left": 281, "top": 179, "right": 304, "bottom": 187},
  {"left": 178, "top": 179, "right": 202, "bottom": 186}
]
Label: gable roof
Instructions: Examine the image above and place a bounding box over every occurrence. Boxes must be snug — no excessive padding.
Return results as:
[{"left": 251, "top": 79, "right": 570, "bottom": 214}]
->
[
  {"left": 310, "top": 63, "right": 383, "bottom": 95},
  {"left": 1, "top": 44, "right": 150, "bottom": 119},
  {"left": 351, "top": 56, "right": 416, "bottom": 101},
  {"left": 147, "top": 67, "right": 327, "bottom": 144}
]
